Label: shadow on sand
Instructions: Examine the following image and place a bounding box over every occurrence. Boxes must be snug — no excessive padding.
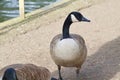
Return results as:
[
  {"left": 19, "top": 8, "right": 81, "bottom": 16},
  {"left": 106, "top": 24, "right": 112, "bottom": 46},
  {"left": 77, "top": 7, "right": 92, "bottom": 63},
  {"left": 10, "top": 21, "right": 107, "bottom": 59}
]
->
[{"left": 52, "top": 37, "right": 120, "bottom": 80}]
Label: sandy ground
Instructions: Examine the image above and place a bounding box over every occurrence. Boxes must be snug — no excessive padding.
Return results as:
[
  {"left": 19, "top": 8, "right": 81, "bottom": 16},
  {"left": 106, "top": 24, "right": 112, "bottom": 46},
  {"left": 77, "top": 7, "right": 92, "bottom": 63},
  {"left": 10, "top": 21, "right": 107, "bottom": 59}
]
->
[{"left": 0, "top": 0, "right": 120, "bottom": 80}]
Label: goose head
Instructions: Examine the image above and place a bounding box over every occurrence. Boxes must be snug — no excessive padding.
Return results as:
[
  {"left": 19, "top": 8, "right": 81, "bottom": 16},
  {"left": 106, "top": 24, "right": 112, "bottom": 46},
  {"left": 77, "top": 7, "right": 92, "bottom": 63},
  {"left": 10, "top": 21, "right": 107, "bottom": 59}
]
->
[
  {"left": 70, "top": 11, "right": 90, "bottom": 23},
  {"left": 62, "top": 11, "right": 90, "bottom": 39},
  {"left": 2, "top": 68, "right": 18, "bottom": 80},
  {"left": 51, "top": 77, "right": 57, "bottom": 80}
]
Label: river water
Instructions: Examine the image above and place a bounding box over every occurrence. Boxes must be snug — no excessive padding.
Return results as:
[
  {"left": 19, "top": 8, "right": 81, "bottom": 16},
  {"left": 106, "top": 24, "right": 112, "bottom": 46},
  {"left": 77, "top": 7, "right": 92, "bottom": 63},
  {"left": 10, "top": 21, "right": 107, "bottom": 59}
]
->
[{"left": 0, "top": 0, "right": 59, "bottom": 22}]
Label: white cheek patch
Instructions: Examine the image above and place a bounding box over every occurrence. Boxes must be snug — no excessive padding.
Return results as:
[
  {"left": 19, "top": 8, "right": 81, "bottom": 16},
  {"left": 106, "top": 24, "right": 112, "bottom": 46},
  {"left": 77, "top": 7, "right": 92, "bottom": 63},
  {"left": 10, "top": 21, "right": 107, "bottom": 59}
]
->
[{"left": 71, "top": 14, "right": 79, "bottom": 22}]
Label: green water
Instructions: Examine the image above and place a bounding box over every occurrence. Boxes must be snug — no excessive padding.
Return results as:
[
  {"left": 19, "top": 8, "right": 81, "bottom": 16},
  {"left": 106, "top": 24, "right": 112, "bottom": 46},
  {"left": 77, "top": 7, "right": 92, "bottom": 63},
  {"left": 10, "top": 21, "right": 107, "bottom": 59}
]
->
[{"left": 0, "top": 0, "right": 59, "bottom": 22}]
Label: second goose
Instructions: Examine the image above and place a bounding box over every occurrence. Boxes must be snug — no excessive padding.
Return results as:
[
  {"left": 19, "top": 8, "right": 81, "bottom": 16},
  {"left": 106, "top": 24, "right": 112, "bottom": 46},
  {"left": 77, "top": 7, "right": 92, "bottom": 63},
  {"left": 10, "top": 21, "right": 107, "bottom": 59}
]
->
[{"left": 0, "top": 64, "right": 57, "bottom": 80}]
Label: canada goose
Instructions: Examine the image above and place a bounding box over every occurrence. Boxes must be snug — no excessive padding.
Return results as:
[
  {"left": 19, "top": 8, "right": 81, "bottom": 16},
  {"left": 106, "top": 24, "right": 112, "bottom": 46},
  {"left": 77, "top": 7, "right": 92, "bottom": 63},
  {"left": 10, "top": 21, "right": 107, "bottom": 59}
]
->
[
  {"left": 0, "top": 64, "right": 57, "bottom": 80},
  {"left": 50, "top": 11, "right": 90, "bottom": 80}
]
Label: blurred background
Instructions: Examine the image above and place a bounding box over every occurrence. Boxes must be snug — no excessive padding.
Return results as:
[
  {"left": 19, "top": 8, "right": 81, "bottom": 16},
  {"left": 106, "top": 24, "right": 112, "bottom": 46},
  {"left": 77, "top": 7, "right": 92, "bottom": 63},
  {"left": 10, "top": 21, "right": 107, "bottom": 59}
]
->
[{"left": 0, "top": 0, "right": 59, "bottom": 22}]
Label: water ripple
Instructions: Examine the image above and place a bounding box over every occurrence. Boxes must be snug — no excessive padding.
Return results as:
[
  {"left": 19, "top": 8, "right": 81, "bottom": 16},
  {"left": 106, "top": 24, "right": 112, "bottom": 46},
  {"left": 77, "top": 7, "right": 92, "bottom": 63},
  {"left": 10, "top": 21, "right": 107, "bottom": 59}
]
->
[{"left": 0, "top": 0, "right": 58, "bottom": 22}]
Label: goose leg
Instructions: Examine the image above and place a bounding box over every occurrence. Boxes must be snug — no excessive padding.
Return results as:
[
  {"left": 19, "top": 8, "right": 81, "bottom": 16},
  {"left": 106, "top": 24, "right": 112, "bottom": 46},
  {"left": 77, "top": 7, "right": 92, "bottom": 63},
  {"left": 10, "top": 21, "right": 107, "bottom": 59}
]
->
[
  {"left": 76, "top": 68, "right": 80, "bottom": 80},
  {"left": 57, "top": 65, "right": 63, "bottom": 80}
]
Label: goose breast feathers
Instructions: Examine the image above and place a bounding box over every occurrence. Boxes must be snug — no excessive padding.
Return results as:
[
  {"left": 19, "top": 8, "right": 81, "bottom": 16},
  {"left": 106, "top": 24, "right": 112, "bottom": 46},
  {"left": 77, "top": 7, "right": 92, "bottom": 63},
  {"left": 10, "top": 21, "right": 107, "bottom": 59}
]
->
[{"left": 50, "top": 34, "right": 87, "bottom": 67}]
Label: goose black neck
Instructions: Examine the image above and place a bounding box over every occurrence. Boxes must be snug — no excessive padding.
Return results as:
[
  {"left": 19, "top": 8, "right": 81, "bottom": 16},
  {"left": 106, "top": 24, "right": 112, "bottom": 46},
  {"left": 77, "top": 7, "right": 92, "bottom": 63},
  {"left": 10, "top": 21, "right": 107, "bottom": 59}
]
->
[
  {"left": 62, "top": 15, "right": 72, "bottom": 39},
  {"left": 3, "top": 68, "right": 18, "bottom": 80}
]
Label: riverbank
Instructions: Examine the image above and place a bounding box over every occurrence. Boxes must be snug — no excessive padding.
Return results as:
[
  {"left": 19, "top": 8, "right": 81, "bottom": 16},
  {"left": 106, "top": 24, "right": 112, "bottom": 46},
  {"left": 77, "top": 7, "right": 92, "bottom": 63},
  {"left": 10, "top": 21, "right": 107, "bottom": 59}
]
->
[{"left": 0, "top": 0, "right": 104, "bottom": 45}]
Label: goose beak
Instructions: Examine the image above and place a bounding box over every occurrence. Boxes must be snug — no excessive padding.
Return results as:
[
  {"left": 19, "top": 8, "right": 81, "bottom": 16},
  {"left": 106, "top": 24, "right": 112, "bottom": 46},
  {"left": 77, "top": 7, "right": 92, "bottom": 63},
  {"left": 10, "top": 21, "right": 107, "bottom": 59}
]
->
[{"left": 81, "top": 16, "right": 91, "bottom": 22}]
